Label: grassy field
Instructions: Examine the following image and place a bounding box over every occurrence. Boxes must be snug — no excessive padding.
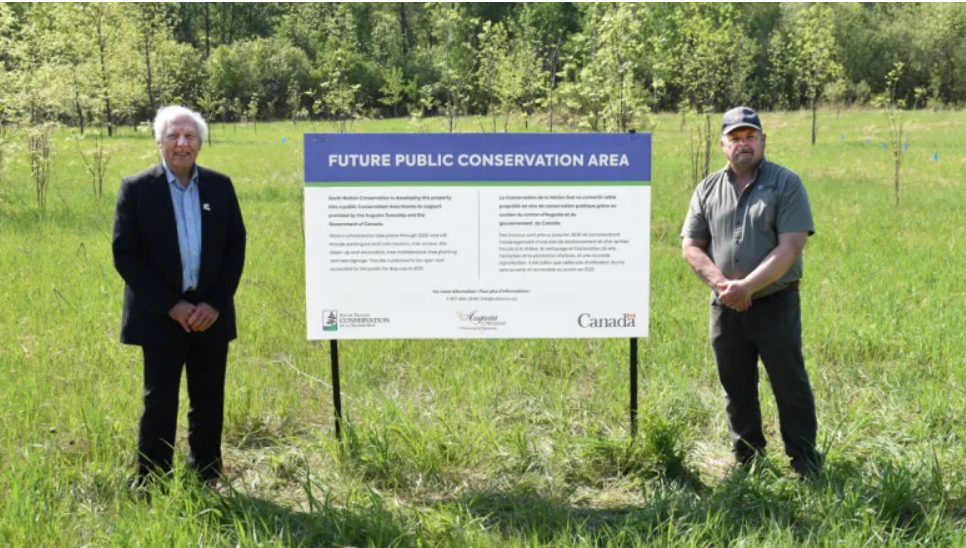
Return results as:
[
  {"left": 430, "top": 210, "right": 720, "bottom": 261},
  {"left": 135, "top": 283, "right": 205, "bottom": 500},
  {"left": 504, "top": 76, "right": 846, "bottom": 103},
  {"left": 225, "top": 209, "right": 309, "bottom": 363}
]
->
[{"left": 1, "top": 110, "right": 965, "bottom": 546}]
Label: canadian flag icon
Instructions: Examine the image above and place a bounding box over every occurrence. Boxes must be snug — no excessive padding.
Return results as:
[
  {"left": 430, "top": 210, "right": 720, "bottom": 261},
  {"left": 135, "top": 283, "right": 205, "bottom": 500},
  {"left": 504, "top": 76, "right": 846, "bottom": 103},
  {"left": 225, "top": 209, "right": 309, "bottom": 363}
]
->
[{"left": 625, "top": 313, "right": 636, "bottom": 319}]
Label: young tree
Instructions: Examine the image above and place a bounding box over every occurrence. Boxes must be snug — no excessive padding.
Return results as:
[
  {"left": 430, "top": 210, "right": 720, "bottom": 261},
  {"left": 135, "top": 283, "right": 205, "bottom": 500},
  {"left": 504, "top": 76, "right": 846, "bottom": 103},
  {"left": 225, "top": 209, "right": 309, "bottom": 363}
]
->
[
  {"left": 764, "top": 29, "right": 798, "bottom": 112},
  {"left": 476, "top": 20, "right": 511, "bottom": 131},
  {"left": 51, "top": 5, "right": 86, "bottom": 133},
  {"left": 514, "top": 1, "right": 577, "bottom": 131},
  {"left": 82, "top": 3, "right": 121, "bottom": 135},
  {"left": 316, "top": 77, "right": 361, "bottom": 134},
  {"left": 378, "top": 66, "right": 406, "bottom": 119},
  {"left": 408, "top": 83, "right": 438, "bottom": 133},
  {"left": 0, "top": 2, "right": 16, "bottom": 194},
  {"left": 231, "top": 98, "right": 242, "bottom": 131},
  {"left": 677, "top": 3, "right": 754, "bottom": 177},
  {"left": 511, "top": 8, "right": 549, "bottom": 130},
  {"left": 683, "top": 104, "right": 709, "bottom": 188},
  {"left": 824, "top": 78, "right": 849, "bottom": 118},
  {"left": 73, "top": 131, "right": 115, "bottom": 198},
  {"left": 874, "top": 62, "right": 907, "bottom": 206},
  {"left": 196, "top": 84, "right": 222, "bottom": 145},
  {"left": 246, "top": 92, "right": 259, "bottom": 132},
  {"left": 130, "top": 3, "right": 168, "bottom": 115},
  {"left": 285, "top": 79, "right": 307, "bottom": 125},
  {"left": 558, "top": 4, "right": 651, "bottom": 133},
  {"left": 797, "top": 3, "right": 842, "bottom": 145},
  {"left": 16, "top": 5, "right": 65, "bottom": 209},
  {"left": 315, "top": 4, "right": 362, "bottom": 133},
  {"left": 28, "top": 123, "right": 54, "bottom": 210},
  {"left": 596, "top": 3, "right": 649, "bottom": 132},
  {"left": 430, "top": 3, "right": 478, "bottom": 133}
]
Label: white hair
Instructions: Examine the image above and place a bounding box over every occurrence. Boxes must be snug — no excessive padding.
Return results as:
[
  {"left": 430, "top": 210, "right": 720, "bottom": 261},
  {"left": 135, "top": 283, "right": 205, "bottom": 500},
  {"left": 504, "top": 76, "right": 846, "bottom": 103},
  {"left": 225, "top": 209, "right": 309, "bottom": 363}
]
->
[{"left": 153, "top": 106, "right": 208, "bottom": 146}]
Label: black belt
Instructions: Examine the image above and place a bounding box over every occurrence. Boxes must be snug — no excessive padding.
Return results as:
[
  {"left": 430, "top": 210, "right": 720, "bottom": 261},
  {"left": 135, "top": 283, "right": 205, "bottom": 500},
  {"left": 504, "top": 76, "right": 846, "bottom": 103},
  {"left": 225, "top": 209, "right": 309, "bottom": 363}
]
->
[
  {"left": 755, "top": 280, "right": 798, "bottom": 300},
  {"left": 777, "top": 280, "right": 799, "bottom": 293}
]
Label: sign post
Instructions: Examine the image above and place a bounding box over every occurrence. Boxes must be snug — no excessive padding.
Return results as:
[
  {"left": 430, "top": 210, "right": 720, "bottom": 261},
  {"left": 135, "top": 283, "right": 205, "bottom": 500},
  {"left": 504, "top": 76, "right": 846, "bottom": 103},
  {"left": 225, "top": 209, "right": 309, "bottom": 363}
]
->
[{"left": 304, "top": 134, "right": 651, "bottom": 438}]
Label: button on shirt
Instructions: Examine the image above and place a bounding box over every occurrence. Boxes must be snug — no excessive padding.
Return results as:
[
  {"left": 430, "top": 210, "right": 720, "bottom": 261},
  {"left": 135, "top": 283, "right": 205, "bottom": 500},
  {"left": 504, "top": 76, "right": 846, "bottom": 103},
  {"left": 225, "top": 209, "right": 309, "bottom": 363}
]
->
[
  {"left": 163, "top": 162, "right": 202, "bottom": 292},
  {"left": 681, "top": 159, "right": 815, "bottom": 299}
]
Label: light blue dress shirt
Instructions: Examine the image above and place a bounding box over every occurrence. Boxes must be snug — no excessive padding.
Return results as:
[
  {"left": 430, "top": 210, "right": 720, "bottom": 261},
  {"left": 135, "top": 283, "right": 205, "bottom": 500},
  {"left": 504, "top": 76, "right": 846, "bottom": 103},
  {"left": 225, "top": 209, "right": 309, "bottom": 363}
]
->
[{"left": 162, "top": 161, "right": 202, "bottom": 292}]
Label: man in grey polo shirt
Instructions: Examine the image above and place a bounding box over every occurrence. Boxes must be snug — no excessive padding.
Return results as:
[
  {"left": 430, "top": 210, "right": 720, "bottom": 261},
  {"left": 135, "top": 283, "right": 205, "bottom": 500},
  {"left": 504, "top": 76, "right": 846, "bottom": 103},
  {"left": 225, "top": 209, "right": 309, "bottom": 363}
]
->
[{"left": 681, "top": 106, "right": 821, "bottom": 477}]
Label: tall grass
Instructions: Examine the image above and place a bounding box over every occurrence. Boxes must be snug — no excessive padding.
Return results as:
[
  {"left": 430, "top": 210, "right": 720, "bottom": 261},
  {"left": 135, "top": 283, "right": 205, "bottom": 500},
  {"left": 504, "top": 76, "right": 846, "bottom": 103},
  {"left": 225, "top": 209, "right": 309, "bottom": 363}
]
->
[{"left": 1, "top": 111, "right": 965, "bottom": 546}]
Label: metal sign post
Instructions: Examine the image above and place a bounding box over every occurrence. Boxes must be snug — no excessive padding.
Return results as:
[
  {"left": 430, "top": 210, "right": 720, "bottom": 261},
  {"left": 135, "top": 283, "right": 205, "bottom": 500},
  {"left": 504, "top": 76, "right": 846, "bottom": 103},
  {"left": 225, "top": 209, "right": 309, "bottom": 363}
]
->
[
  {"left": 630, "top": 337, "right": 638, "bottom": 437},
  {"left": 330, "top": 340, "right": 343, "bottom": 440}
]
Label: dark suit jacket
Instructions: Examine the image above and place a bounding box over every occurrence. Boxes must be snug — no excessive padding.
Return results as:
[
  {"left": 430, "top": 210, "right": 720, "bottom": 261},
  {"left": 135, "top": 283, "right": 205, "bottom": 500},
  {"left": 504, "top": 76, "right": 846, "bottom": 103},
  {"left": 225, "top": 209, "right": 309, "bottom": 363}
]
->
[{"left": 113, "top": 163, "right": 246, "bottom": 346}]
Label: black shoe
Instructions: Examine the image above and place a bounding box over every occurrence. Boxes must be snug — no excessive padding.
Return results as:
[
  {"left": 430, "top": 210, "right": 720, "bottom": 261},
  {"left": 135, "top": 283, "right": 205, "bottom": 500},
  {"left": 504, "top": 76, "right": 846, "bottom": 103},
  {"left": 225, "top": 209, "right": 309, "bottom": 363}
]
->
[
  {"left": 129, "top": 475, "right": 151, "bottom": 503},
  {"left": 736, "top": 448, "right": 767, "bottom": 468},
  {"left": 791, "top": 452, "right": 824, "bottom": 480}
]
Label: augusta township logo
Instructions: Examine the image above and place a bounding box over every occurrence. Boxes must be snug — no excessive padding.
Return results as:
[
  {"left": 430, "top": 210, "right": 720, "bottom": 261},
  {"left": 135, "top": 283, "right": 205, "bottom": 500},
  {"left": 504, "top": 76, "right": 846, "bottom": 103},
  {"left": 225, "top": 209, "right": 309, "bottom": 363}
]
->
[
  {"left": 322, "top": 310, "right": 339, "bottom": 331},
  {"left": 457, "top": 310, "right": 506, "bottom": 330}
]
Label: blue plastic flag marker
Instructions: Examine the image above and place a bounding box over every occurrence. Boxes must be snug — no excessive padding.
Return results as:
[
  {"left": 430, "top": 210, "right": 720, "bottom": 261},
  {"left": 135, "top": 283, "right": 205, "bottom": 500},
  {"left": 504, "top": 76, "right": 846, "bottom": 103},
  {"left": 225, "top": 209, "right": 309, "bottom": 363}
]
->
[
  {"left": 866, "top": 138, "right": 871, "bottom": 144},
  {"left": 282, "top": 137, "right": 287, "bottom": 143},
  {"left": 881, "top": 142, "right": 887, "bottom": 148},
  {"left": 903, "top": 142, "right": 907, "bottom": 150},
  {"left": 933, "top": 152, "right": 938, "bottom": 161},
  {"left": 841, "top": 134, "right": 844, "bottom": 140}
]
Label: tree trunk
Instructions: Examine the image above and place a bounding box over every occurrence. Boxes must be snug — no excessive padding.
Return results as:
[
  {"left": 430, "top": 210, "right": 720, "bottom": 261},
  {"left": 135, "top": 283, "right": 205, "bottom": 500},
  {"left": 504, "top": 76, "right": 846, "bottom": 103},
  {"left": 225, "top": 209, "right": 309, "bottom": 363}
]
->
[
  {"left": 504, "top": 106, "right": 510, "bottom": 132},
  {"left": 105, "top": 97, "right": 114, "bottom": 137},
  {"left": 0, "top": 123, "right": 4, "bottom": 192},
  {"left": 488, "top": 52, "right": 495, "bottom": 132},
  {"left": 75, "top": 92, "right": 85, "bottom": 135},
  {"left": 398, "top": 3, "right": 412, "bottom": 56},
  {"left": 617, "top": 17, "right": 625, "bottom": 132},
  {"left": 204, "top": 3, "right": 211, "bottom": 59},
  {"left": 811, "top": 95, "right": 817, "bottom": 145},
  {"left": 228, "top": 3, "right": 235, "bottom": 44},
  {"left": 144, "top": 35, "right": 156, "bottom": 113},
  {"left": 448, "top": 86, "right": 456, "bottom": 133},
  {"left": 549, "top": 37, "right": 559, "bottom": 133},
  {"left": 703, "top": 112, "right": 711, "bottom": 179},
  {"left": 220, "top": 3, "right": 227, "bottom": 44},
  {"left": 95, "top": 11, "right": 114, "bottom": 136},
  {"left": 894, "top": 154, "right": 901, "bottom": 206},
  {"left": 71, "top": 62, "right": 85, "bottom": 134}
]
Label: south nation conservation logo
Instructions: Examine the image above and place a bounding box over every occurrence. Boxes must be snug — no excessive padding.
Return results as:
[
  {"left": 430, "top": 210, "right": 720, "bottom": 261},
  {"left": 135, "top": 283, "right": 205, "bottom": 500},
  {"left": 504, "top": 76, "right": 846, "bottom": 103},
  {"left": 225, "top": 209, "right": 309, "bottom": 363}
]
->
[{"left": 322, "top": 310, "right": 339, "bottom": 331}]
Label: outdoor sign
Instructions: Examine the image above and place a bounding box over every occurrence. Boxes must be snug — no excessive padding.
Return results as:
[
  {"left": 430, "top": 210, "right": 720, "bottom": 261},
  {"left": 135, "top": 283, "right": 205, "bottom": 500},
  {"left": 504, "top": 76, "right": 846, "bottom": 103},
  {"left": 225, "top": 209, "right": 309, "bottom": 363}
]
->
[{"left": 304, "top": 133, "right": 651, "bottom": 340}]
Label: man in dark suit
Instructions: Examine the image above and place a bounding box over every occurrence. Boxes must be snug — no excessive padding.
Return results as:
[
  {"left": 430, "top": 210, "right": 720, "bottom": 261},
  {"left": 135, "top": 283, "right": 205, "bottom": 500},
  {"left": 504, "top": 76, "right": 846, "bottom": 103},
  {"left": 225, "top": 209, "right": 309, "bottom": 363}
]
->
[{"left": 113, "top": 106, "right": 246, "bottom": 485}]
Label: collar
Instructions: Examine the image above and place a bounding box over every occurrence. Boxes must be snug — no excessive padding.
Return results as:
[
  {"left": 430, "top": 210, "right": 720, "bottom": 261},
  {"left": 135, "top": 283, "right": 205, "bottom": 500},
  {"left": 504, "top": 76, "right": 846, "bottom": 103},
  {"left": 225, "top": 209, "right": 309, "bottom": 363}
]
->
[
  {"left": 161, "top": 160, "right": 199, "bottom": 190},
  {"left": 726, "top": 158, "right": 767, "bottom": 189}
]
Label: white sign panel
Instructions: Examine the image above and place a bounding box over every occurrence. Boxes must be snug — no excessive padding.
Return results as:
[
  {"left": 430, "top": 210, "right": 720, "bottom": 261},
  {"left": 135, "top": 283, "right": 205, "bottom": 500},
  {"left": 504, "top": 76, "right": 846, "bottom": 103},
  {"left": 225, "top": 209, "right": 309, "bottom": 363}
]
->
[{"left": 304, "top": 133, "right": 650, "bottom": 339}]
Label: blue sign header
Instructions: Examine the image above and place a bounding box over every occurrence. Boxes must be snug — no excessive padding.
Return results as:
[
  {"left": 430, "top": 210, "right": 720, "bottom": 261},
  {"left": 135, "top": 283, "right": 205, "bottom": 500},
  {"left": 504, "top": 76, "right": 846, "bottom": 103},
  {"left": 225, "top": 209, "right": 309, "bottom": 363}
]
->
[{"left": 304, "top": 133, "right": 651, "bottom": 183}]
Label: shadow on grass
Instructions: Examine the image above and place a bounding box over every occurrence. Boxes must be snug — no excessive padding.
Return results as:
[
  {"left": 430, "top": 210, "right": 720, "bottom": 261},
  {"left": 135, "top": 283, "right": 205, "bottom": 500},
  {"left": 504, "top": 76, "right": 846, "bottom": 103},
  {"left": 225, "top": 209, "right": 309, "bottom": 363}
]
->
[
  {"left": 201, "top": 452, "right": 959, "bottom": 547},
  {"left": 445, "top": 457, "right": 955, "bottom": 545},
  {"left": 212, "top": 488, "right": 417, "bottom": 547}
]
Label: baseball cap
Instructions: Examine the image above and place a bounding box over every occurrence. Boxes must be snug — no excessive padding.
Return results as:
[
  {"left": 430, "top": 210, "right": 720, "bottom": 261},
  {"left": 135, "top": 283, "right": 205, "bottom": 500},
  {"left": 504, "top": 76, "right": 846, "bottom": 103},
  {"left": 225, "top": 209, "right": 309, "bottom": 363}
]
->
[{"left": 722, "top": 107, "right": 762, "bottom": 136}]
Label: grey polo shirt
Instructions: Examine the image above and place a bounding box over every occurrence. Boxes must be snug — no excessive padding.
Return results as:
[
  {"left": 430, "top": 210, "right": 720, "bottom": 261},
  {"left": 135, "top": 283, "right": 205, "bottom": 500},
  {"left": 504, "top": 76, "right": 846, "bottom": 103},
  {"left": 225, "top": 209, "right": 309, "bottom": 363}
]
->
[{"left": 681, "top": 159, "right": 814, "bottom": 299}]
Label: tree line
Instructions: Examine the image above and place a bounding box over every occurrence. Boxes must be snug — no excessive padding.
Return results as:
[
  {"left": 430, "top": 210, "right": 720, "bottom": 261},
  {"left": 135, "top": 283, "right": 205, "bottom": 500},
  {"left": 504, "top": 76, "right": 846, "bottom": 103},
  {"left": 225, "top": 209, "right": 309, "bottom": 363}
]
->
[{"left": 0, "top": 2, "right": 960, "bottom": 137}]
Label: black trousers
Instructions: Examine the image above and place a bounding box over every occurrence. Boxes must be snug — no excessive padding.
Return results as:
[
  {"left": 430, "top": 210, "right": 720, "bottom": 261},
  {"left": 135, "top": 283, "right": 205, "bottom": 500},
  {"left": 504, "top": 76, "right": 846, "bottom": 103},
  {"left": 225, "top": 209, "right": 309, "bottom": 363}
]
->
[
  {"left": 709, "top": 288, "right": 819, "bottom": 471},
  {"left": 138, "top": 338, "right": 229, "bottom": 482}
]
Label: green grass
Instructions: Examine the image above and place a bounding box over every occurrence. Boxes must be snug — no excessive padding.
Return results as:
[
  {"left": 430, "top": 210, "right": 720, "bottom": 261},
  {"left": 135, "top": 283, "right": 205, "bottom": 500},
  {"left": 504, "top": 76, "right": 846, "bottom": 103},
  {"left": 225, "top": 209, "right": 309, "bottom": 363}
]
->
[{"left": 1, "top": 110, "right": 965, "bottom": 546}]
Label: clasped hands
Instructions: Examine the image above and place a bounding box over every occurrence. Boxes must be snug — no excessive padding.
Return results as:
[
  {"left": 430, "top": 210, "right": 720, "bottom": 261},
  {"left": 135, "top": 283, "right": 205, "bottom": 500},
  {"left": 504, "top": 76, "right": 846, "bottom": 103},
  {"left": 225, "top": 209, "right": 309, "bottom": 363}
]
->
[
  {"left": 716, "top": 279, "right": 753, "bottom": 312},
  {"left": 168, "top": 300, "right": 219, "bottom": 333}
]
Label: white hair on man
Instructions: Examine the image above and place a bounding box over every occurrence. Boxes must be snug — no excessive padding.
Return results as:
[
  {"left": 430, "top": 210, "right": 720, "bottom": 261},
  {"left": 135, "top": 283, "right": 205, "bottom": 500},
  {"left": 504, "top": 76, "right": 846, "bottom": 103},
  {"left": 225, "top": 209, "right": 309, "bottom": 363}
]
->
[{"left": 153, "top": 105, "right": 208, "bottom": 146}]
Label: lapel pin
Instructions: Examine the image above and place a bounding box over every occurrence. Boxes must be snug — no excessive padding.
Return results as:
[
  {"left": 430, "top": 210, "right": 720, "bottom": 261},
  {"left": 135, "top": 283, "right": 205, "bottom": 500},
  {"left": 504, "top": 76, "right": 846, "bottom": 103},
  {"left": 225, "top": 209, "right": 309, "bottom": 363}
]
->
[{"left": 203, "top": 203, "right": 211, "bottom": 211}]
